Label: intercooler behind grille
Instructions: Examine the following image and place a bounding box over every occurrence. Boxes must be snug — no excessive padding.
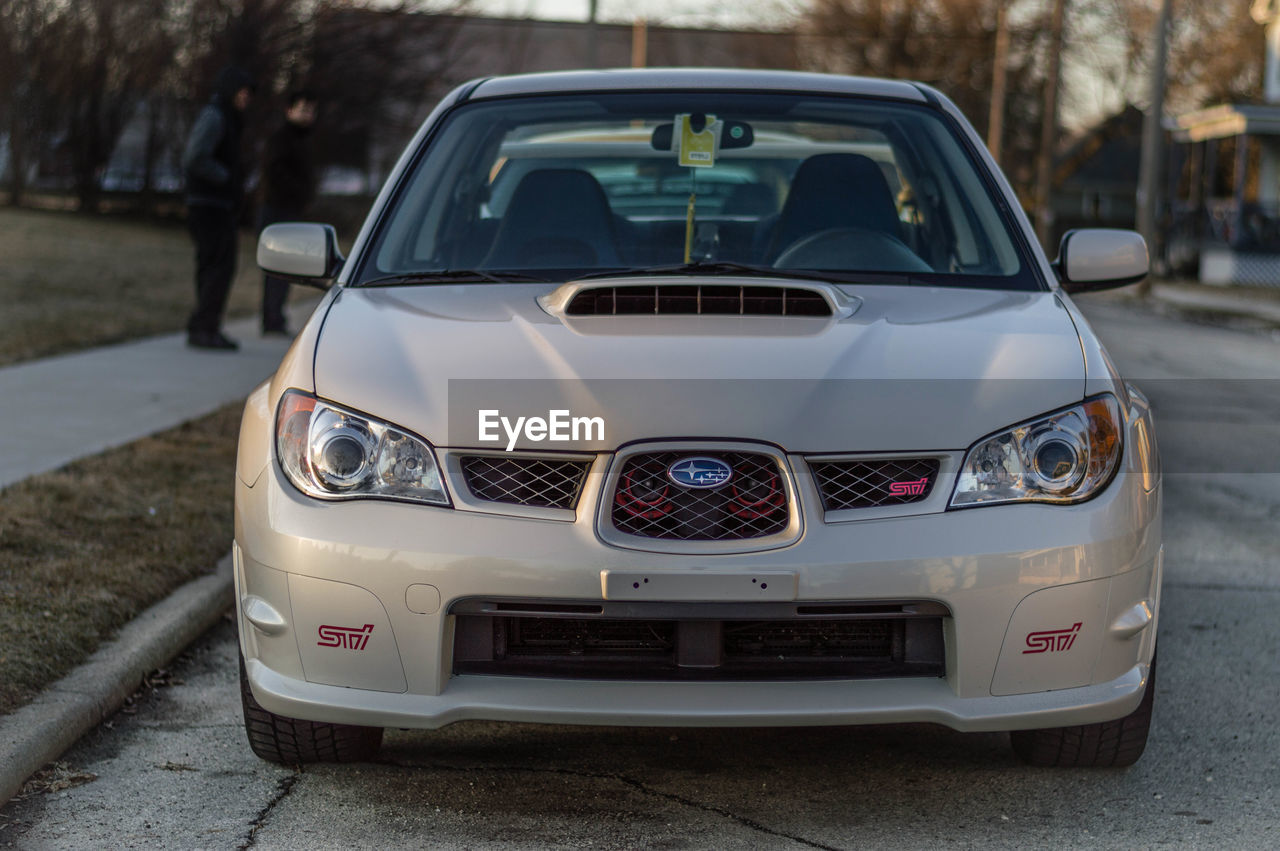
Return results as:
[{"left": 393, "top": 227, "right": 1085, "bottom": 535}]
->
[{"left": 452, "top": 601, "right": 947, "bottom": 681}]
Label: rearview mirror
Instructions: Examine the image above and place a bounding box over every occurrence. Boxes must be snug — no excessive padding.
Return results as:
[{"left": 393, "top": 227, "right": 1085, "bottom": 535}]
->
[
  {"left": 257, "top": 223, "right": 344, "bottom": 289},
  {"left": 650, "top": 119, "right": 754, "bottom": 152},
  {"left": 1054, "top": 229, "right": 1147, "bottom": 294}
]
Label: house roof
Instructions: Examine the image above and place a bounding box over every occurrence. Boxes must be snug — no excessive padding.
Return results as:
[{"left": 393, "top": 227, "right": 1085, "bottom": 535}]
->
[
  {"left": 1053, "top": 105, "right": 1144, "bottom": 192},
  {"left": 1172, "top": 103, "right": 1280, "bottom": 141}
]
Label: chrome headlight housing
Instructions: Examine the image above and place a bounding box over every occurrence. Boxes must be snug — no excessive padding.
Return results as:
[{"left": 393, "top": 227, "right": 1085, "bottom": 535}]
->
[
  {"left": 275, "top": 390, "right": 449, "bottom": 506},
  {"left": 950, "top": 395, "right": 1123, "bottom": 507}
]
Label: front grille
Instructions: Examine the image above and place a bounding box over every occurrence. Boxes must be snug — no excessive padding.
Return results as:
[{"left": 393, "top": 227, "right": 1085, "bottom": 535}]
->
[
  {"left": 460, "top": 455, "right": 589, "bottom": 509},
  {"left": 810, "top": 457, "right": 941, "bottom": 511},
  {"left": 566, "top": 285, "right": 832, "bottom": 317},
  {"left": 452, "top": 603, "right": 946, "bottom": 681},
  {"left": 611, "top": 451, "right": 789, "bottom": 540}
]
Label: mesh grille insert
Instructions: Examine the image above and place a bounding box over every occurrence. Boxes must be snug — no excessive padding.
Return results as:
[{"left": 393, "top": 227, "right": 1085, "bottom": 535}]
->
[
  {"left": 460, "top": 456, "right": 589, "bottom": 509},
  {"left": 567, "top": 285, "right": 832, "bottom": 317},
  {"left": 611, "top": 451, "right": 789, "bottom": 540},
  {"left": 810, "top": 457, "right": 940, "bottom": 511}
]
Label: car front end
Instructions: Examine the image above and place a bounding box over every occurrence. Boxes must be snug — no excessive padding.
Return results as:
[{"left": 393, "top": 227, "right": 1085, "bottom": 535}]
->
[{"left": 235, "top": 69, "right": 1161, "bottom": 767}]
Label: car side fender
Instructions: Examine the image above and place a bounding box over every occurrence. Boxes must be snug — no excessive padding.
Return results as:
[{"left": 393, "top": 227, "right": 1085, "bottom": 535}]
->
[
  {"left": 237, "top": 381, "right": 273, "bottom": 488},
  {"left": 240, "top": 286, "right": 343, "bottom": 487}
]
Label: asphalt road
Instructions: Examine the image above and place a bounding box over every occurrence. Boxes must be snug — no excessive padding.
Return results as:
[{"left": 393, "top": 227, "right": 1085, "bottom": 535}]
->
[{"left": 3, "top": 294, "right": 1279, "bottom": 849}]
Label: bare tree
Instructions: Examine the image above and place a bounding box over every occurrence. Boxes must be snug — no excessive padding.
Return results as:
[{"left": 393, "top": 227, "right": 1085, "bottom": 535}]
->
[
  {"left": 0, "top": 0, "right": 61, "bottom": 205},
  {"left": 38, "top": 0, "right": 177, "bottom": 211},
  {"left": 305, "top": 2, "right": 467, "bottom": 189},
  {"left": 1070, "top": 0, "right": 1264, "bottom": 115},
  {"left": 794, "top": 0, "right": 1051, "bottom": 196},
  {"left": 164, "top": 0, "right": 466, "bottom": 199}
]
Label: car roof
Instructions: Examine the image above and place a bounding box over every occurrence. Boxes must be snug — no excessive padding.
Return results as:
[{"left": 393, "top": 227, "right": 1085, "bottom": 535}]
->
[{"left": 465, "top": 68, "right": 929, "bottom": 104}]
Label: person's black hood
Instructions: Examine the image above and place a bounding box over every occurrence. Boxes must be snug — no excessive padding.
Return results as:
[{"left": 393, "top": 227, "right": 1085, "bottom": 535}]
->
[{"left": 212, "top": 66, "right": 255, "bottom": 110}]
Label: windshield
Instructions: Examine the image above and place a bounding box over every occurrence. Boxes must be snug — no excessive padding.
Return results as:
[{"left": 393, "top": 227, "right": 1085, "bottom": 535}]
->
[{"left": 358, "top": 92, "right": 1040, "bottom": 290}]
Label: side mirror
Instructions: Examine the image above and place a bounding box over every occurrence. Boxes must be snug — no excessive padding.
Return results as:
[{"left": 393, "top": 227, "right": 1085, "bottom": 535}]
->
[
  {"left": 1054, "top": 229, "right": 1147, "bottom": 294},
  {"left": 257, "top": 223, "right": 344, "bottom": 288}
]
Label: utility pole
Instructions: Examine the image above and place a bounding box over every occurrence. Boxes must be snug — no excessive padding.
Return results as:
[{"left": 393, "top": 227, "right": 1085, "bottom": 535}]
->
[
  {"left": 1136, "top": 0, "right": 1172, "bottom": 297},
  {"left": 631, "top": 17, "right": 648, "bottom": 68},
  {"left": 1035, "top": 0, "right": 1067, "bottom": 249},
  {"left": 587, "top": 0, "right": 599, "bottom": 68},
  {"left": 987, "top": 1, "right": 1011, "bottom": 164}
]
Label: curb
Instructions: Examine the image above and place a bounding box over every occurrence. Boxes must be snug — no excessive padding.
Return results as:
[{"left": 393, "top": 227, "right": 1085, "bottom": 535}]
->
[
  {"left": 0, "top": 554, "right": 234, "bottom": 806},
  {"left": 1150, "top": 286, "right": 1280, "bottom": 329}
]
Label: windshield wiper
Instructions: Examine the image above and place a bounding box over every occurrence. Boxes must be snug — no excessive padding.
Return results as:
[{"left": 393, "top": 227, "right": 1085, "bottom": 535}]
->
[
  {"left": 577, "top": 261, "right": 792, "bottom": 281},
  {"left": 359, "top": 270, "right": 553, "bottom": 286},
  {"left": 574, "top": 261, "right": 909, "bottom": 286}
]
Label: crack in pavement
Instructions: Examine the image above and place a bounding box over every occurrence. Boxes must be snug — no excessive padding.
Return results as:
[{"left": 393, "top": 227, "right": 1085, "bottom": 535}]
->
[
  {"left": 374, "top": 757, "right": 844, "bottom": 850},
  {"left": 237, "top": 769, "right": 301, "bottom": 850}
]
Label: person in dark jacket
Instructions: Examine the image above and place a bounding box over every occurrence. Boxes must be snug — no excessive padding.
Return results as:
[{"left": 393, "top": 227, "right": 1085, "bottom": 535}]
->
[
  {"left": 182, "top": 66, "right": 254, "bottom": 351},
  {"left": 259, "top": 91, "right": 318, "bottom": 335}
]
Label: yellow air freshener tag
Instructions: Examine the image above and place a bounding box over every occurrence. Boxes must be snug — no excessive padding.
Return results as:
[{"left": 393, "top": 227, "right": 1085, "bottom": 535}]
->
[{"left": 676, "top": 113, "right": 721, "bottom": 168}]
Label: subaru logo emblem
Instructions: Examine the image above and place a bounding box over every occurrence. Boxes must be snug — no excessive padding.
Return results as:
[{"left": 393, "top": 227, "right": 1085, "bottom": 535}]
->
[{"left": 667, "top": 456, "right": 733, "bottom": 489}]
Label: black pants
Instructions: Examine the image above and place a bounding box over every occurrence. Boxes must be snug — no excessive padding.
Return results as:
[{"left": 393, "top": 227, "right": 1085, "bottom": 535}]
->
[
  {"left": 259, "top": 204, "right": 297, "bottom": 331},
  {"left": 187, "top": 205, "right": 238, "bottom": 335}
]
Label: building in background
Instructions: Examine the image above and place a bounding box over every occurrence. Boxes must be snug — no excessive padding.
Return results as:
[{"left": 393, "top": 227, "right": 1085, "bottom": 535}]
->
[
  {"left": 447, "top": 15, "right": 796, "bottom": 78},
  {"left": 1048, "top": 105, "right": 1144, "bottom": 245},
  {"left": 1163, "top": 0, "right": 1280, "bottom": 286}
]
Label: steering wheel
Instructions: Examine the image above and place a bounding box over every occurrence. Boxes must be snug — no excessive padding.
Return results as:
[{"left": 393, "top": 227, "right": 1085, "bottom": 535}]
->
[
  {"left": 509, "top": 237, "right": 600, "bottom": 268},
  {"left": 772, "top": 226, "right": 933, "bottom": 273}
]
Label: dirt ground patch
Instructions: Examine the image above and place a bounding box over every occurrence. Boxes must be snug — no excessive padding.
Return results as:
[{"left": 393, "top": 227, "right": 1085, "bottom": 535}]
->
[
  {"left": 0, "top": 207, "right": 274, "bottom": 367},
  {"left": 0, "top": 403, "right": 241, "bottom": 716}
]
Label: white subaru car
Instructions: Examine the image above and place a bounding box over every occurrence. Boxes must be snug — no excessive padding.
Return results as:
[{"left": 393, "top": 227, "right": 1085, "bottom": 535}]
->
[{"left": 236, "top": 69, "right": 1161, "bottom": 768}]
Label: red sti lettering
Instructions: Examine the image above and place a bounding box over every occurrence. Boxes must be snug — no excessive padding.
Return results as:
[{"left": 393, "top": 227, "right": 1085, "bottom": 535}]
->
[
  {"left": 1022, "top": 622, "right": 1082, "bottom": 654},
  {"left": 317, "top": 623, "right": 374, "bottom": 651},
  {"left": 888, "top": 477, "right": 930, "bottom": 497}
]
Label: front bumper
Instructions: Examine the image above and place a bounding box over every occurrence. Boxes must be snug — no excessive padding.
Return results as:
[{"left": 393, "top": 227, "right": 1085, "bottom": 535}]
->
[
  {"left": 243, "top": 653, "right": 1152, "bottom": 733},
  {"left": 234, "top": 404, "right": 1162, "bottom": 732}
]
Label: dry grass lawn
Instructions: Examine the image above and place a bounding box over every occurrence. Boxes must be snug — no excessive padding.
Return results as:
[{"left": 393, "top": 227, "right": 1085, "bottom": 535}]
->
[
  {"left": 0, "top": 207, "right": 264, "bottom": 367},
  {"left": 0, "top": 403, "right": 241, "bottom": 715}
]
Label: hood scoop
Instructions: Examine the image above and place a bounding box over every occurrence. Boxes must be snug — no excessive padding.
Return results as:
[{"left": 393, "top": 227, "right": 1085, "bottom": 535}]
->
[{"left": 541, "top": 278, "right": 859, "bottom": 319}]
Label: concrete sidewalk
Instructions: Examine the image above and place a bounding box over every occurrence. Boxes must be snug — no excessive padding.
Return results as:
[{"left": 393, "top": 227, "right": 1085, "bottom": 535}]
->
[
  {"left": 0, "top": 302, "right": 320, "bottom": 490},
  {"left": 1151, "top": 281, "right": 1280, "bottom": 325}
]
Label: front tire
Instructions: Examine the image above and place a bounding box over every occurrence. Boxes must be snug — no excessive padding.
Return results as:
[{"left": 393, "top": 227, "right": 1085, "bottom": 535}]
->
[
  {"left": 239, "top": 654, "right": 383, "bottom": 764},
  {"left": 1010, "top": 654, "right": 1157, "bottom": 768}
]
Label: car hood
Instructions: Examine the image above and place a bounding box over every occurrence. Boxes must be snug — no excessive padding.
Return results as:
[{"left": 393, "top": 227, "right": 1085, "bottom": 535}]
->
[{"left": 312, "top": 280, "right": 1086, "bottom": 452}]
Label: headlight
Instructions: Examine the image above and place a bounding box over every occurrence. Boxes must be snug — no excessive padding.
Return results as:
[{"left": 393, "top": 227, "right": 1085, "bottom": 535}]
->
[
  {"left": 275, "top": 390, "right": 449, "bottom": 506},
  {"left": 950, "top": 395, "right": 1122, "bottom": 507}
]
